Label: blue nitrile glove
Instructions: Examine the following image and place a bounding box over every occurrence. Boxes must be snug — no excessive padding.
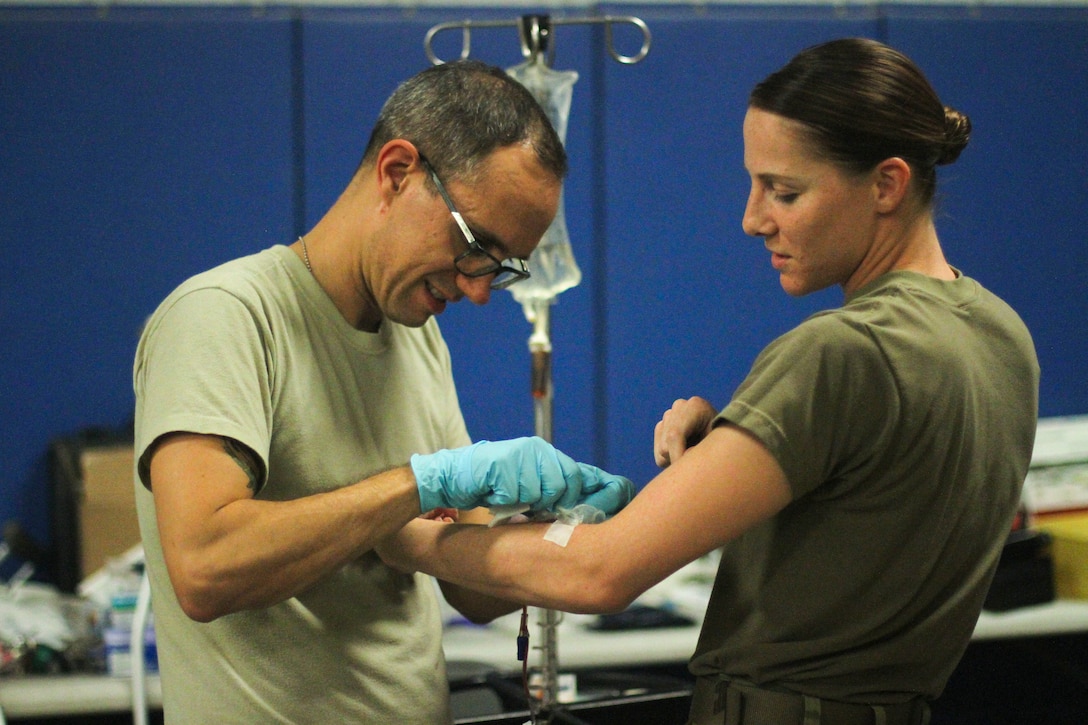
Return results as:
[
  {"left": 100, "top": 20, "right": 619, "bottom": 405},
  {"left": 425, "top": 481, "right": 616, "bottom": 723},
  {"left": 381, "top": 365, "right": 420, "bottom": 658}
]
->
[
  {"left": 411, "top": 437, "right": 634, "bottom": 515},
  {"left": 575, "top": 463, "right": 635, "bottom": 516},
  {"left": 413, "top": 437, "right": 576, "bottom": 513}
]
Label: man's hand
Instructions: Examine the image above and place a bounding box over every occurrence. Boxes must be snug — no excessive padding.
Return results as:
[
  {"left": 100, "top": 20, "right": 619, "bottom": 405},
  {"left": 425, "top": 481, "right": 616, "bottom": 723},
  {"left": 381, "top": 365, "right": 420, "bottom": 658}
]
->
[{"left": 411, "top": 437, "right": 634, "bottom": 515}]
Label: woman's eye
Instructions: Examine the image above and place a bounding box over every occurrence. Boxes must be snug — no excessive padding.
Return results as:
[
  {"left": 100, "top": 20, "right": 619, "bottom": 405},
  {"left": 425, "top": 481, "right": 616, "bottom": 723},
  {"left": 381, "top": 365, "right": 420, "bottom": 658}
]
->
[{"left": 773, "top": 191, "right": 799, "bottom": 204}]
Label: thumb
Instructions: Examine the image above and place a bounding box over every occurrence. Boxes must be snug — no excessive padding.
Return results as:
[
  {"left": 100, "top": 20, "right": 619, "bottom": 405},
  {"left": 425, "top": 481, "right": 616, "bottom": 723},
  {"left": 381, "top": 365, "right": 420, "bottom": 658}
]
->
[{"left": 575, "top": 464, "right": 634, "bottom": 515}]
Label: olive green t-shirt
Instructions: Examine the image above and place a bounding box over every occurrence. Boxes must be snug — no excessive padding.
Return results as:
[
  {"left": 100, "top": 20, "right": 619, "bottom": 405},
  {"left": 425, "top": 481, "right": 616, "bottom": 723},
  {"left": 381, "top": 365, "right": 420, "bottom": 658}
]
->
[
  {"left": 133, "top": 245, "right": 471, "bottom": 724},
  {"left": 690, "top": 270, "right": 1039, "bottom": 703}
]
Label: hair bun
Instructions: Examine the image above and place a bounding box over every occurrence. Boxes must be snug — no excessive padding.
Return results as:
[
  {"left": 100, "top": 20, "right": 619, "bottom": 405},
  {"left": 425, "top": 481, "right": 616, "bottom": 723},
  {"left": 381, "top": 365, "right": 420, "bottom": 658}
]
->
[{"left": 938, "top": 107, "right": 972, "bottom": 165}]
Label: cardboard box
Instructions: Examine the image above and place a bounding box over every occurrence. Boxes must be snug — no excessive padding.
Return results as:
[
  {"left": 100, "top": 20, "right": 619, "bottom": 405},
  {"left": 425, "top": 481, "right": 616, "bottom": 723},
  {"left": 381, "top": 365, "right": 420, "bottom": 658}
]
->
[
  {"left": 50, "top": 432, "right": 138, "bottom": 592},
  {"left": 79, "top": 445, "right": 139, "bottom": 580},
  {"left": 1035, "top": 513, "right": 1088, "bottom": 600}
]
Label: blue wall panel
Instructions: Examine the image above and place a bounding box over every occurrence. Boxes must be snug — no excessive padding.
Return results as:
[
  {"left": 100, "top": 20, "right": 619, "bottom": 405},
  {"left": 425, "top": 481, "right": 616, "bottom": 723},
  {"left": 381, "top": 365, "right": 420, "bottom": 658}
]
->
[
  {"left": 886, "top": 7, "right": 1088, "bottom": 419},
  {"left": 600, "top": 8, "right": 879, "bottom": 486},
  {"left": 0, "top": 8, "right": 296, "bottom": 555},
  {"left": 2, "top": 5, "right": 1086, "bottom": 568}
]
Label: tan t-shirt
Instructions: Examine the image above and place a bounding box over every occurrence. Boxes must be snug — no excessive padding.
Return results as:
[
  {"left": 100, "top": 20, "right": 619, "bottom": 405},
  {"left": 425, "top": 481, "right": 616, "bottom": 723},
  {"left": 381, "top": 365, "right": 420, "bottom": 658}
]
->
[
  {"left": 133, "top": 245, "right": 470, "bottom": 724},
  {"left": 691, "top": 270, "right": 1039, "bottom": 703}
]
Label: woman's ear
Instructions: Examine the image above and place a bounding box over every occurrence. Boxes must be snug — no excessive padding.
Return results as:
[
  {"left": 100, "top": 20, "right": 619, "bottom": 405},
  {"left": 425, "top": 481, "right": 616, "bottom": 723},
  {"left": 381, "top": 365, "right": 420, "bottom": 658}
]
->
[{"left": 873, "top": 157, "right": 913, "bottom": 214}]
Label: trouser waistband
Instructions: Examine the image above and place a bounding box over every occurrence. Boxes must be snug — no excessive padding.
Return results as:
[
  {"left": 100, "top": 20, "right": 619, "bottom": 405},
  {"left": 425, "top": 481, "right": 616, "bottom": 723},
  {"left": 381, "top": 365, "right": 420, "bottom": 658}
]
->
[{"left": 688, "top": 676, "right": 931, "bottom": 725}]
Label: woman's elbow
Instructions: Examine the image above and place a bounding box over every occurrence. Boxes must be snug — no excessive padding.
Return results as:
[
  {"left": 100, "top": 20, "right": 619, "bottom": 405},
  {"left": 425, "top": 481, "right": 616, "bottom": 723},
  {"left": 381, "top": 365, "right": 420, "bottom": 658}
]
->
[{"left": 567, "top": 569, "right": 641, "bottom": 614}]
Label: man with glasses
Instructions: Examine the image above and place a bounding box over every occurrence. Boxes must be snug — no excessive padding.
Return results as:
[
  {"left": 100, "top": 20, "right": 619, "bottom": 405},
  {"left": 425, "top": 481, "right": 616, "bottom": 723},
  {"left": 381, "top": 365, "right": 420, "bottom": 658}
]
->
[{"left": 132, "top": 60, "right": 632, "bottom": 723}]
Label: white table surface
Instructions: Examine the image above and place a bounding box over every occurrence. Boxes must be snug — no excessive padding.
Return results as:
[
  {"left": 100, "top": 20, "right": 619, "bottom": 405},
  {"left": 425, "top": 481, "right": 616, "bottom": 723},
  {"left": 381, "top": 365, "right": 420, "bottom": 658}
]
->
[
  {"left": 4, "top": 599, "right": 1088, "bottom": 718},
  {"left": 444, "top": 598, "right": 1088, "bottom": 672}
]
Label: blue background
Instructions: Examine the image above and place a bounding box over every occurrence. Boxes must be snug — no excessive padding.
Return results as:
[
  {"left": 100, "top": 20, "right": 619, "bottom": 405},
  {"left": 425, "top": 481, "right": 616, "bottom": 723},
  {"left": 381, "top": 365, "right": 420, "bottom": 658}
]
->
[{"left": 2, "top": 4, "right": 1086, "bottom": 575}]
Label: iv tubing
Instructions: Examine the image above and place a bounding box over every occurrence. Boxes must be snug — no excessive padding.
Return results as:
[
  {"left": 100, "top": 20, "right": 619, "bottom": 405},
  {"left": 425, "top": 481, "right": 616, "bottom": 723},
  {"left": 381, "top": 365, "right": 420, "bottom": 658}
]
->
[{"left": 130, "top": 567, "right": 152, "bottom": 725}]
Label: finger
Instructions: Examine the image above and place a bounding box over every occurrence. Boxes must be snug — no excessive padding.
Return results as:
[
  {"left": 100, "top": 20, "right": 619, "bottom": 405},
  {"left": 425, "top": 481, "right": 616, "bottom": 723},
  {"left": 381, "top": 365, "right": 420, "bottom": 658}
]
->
[
  {"left": 520, "top": 438, "right": 546, "bottom": 509},
  {"left": 654, "top": 400, "right": 690, "bottom": 467},
  {"left": 480, "top": 438, "right": 533, "bottom": 508},
  {"left": 659, "top": 415, "right": 690, "bottom": 468},
  {"left": 577, "top": 471, "right": 635, "bottom": 515},
  {"left": 654, "top": 419, "right": 671, "bottom": 468},
  {"left": 665, "top": 431, "right": 690, "bottom": 469},
  {"left": 552, "top": 449, "right": 585, "bottom": 511},
  {"left": 530, "top": 442, "right": 562, "bottom": 510},
  {"left": 456, "top": 440, "right": 492, "bottom": 509},
  {"left": 419, "top": 507, "right": 459, "bottom": 521}
]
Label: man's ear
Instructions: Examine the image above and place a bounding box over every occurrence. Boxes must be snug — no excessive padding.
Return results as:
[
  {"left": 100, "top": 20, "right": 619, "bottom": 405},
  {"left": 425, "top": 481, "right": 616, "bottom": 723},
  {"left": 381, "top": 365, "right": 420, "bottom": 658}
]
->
[
  {"left": 375, "top": 140, "right": 422, "bottom": 199},
  {"left": 873, "top": 157, "right": 913, "bottom": 214}
]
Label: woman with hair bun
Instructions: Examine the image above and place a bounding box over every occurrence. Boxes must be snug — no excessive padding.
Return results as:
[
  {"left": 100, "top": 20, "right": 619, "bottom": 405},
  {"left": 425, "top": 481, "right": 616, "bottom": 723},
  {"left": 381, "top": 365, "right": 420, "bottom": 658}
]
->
[
  {"left": 377, "top": 38, "right": 1040, "bottom": 725},
  {"left": 673, "top": 38, "right": 1039, "bottom": 723}
]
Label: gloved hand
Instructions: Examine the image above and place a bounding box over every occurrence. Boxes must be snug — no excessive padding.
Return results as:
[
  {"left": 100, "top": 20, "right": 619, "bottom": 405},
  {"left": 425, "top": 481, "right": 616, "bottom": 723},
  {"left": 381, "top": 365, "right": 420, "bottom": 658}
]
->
[{"left": 411, "top": 437, "right": 634, "bottom": 515}]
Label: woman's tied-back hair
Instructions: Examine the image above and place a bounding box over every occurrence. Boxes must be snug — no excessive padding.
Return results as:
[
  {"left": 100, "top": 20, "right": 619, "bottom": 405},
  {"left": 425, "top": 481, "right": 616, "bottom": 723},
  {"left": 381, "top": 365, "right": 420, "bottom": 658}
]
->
[
  {"left": 361, "top": 59, "right": 568, "bottom": 185},
  {"left": 750, "top": 37, "right": 971, "bottom": 206}
]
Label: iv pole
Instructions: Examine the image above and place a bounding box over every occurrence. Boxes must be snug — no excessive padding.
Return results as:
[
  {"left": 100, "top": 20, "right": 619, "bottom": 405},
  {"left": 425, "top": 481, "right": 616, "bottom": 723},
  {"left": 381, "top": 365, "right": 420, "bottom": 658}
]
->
[{"left": 425, "top": 15, "right": 651, "bottom": 723}]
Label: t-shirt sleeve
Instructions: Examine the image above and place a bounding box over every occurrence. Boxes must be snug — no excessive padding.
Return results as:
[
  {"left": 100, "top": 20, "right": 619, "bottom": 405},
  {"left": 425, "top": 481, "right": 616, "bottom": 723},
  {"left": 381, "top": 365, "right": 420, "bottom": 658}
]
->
[
  {"left": 718, "top": 314, "right": 901, "bottom": 499},
  {"left": 134, "top": 286, "right": 274, "bottom": 491}
]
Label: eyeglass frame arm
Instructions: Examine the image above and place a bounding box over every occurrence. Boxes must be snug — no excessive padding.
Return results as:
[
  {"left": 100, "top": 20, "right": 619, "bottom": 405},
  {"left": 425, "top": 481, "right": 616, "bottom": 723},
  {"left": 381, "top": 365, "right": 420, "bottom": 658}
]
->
[{"left": 420, "top": 156, "right": 531, "bottom": 287}]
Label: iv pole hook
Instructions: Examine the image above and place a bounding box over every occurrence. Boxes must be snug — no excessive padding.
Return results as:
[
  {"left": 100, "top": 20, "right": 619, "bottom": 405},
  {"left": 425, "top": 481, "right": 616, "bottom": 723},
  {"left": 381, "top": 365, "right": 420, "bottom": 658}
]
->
[
  {"left": 605, "top": 15, "right": 651, "bottom": 65},
  {"left": 423, "top": 23, "right": 472, "bottom": 63},
  {"left": 423, "top": 15, "right": 651, "bottom": 67},
  {"left": 518, "top": 14, "right": 553, "bottom": 65}
]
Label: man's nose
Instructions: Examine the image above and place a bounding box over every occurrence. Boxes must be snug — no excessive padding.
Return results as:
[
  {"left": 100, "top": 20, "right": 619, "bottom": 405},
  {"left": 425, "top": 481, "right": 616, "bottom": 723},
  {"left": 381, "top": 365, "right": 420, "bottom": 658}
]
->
[{"left": 456, "top": 274, "right": 493, "bottom": 305}]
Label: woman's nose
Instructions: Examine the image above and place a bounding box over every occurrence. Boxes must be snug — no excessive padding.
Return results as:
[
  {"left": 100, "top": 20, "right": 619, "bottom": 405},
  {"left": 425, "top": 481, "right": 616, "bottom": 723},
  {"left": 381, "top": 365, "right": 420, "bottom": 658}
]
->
[{"left": 741, "top": 186, "right": 772, "bottom": 238}]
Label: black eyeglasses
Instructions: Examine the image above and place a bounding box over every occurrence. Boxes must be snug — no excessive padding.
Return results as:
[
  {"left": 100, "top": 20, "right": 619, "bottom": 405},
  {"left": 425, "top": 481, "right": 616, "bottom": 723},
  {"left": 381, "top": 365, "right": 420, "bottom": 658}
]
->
[{"left": 419, "top": 156, "right": 531, "bottom": 291}]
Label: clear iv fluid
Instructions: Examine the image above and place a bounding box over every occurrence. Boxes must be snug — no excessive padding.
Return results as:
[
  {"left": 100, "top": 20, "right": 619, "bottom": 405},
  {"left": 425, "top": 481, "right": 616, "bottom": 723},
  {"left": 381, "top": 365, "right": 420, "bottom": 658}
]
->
[
  {"left": 506, "top": 60, "right": 582, "bottom": 306},
  {"left": 516, "top": 193, "right": 581, "bottom": 305}
]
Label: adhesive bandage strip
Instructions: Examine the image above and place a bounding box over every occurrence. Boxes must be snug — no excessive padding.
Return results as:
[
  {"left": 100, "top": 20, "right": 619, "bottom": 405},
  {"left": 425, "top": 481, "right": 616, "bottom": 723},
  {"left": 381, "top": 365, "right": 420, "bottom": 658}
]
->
[
  {"left": 543, "top": 521, "right": 577, "bottom": 547},
  {"left": 489, "top": 503, "right": 605, "bottom": 546}
]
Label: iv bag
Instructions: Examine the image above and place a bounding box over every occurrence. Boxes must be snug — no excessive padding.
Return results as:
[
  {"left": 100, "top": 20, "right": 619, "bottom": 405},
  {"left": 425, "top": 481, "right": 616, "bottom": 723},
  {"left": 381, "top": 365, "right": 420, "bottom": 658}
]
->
[{"left": 506, "top": 60, "right": 582, "bottom": 307}]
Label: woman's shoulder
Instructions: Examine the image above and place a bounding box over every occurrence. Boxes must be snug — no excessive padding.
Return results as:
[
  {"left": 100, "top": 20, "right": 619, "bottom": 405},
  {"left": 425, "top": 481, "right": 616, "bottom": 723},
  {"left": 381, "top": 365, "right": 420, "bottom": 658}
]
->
[{"left": 779, "top": 306, "right": 880, "bottom": 351}]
